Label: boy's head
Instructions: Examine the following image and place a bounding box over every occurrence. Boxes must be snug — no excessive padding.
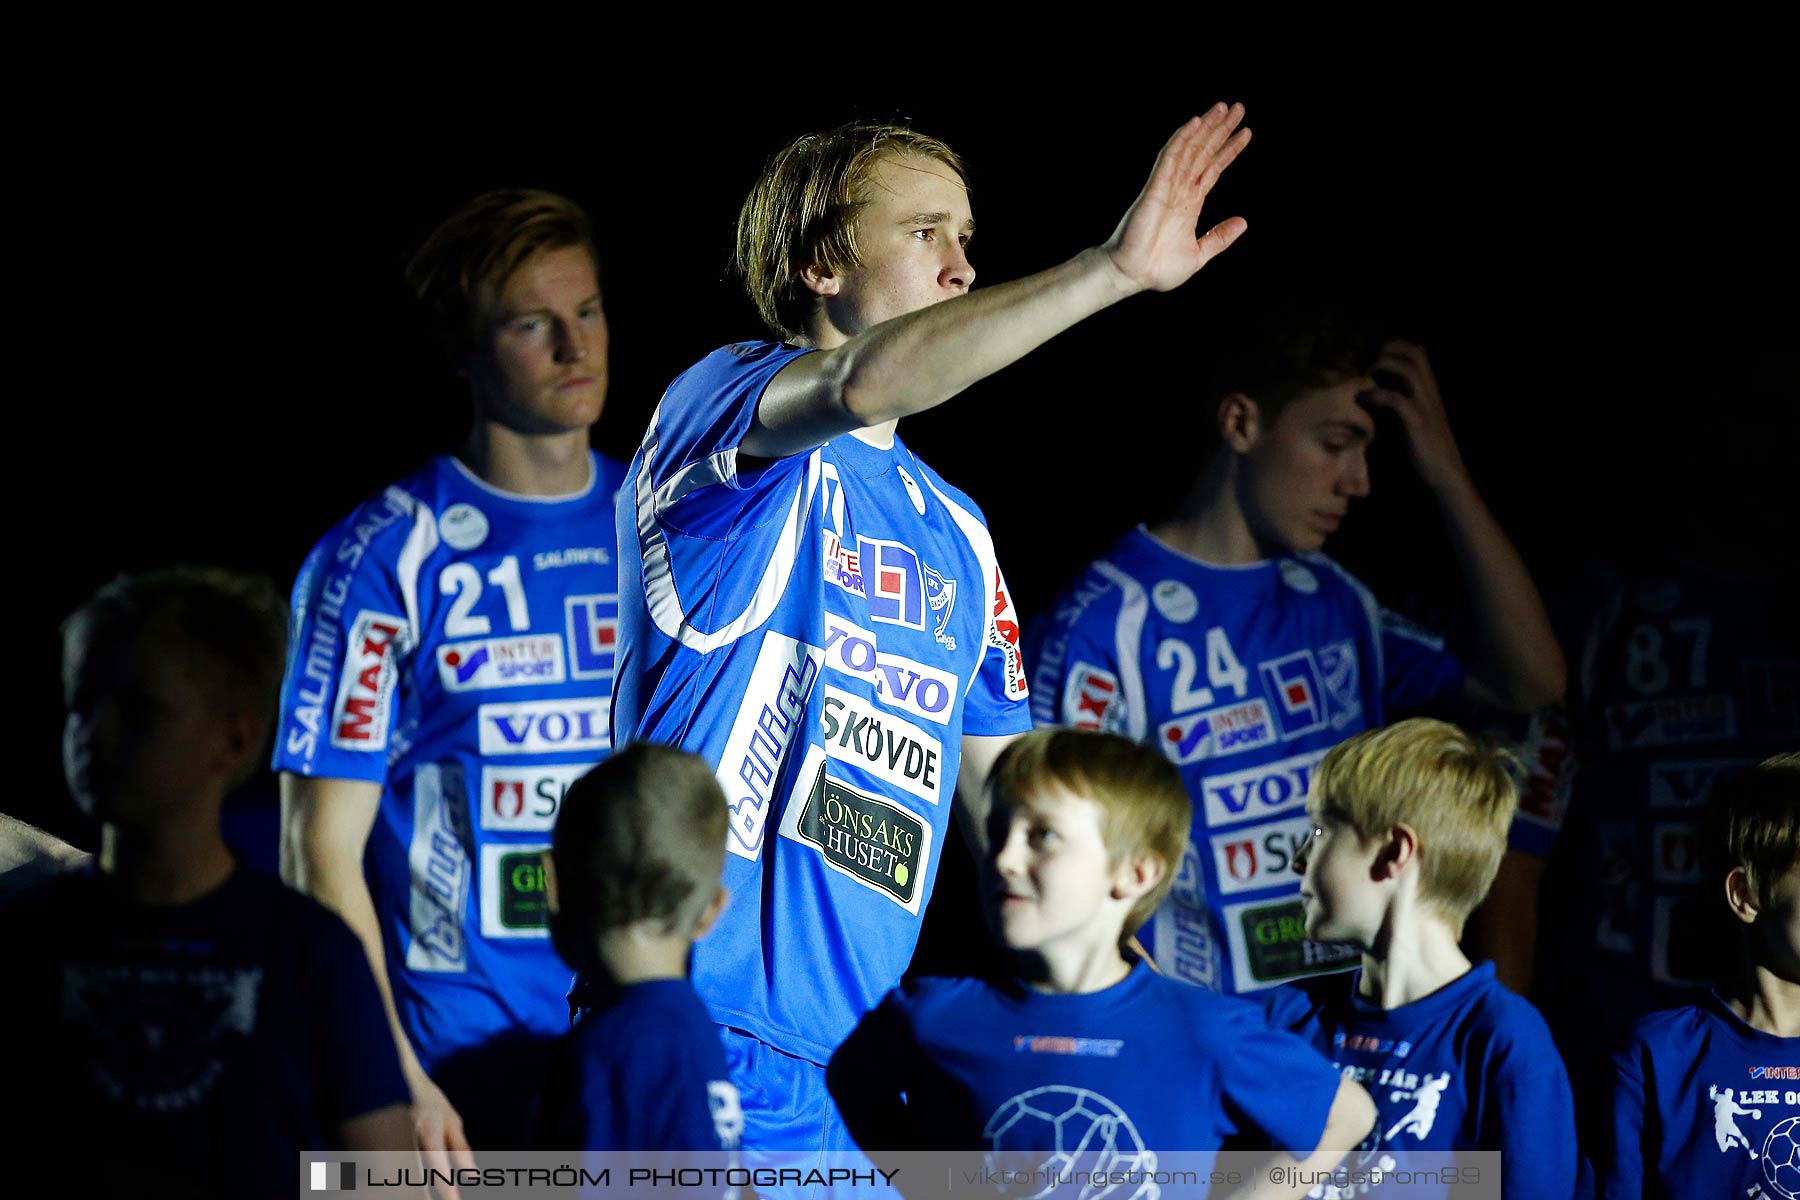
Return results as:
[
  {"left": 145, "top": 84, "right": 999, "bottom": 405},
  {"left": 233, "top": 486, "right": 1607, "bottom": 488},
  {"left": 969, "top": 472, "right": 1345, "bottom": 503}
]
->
[
  {"left": 548, "top": 743, "right": 729, "bottom": 974},
  {"left": 1704, "top": 753, "right": 1800, "bottom": 977},
  {"left": 61, "top": 567, "right": 288, "bottom": 827},
  {"left": 735, "top": 122, "right": 972, "bottom": 345},
  {"left": 1294, "top": 718, "right": 1516, "bottom": 945},
  {"left": 405, "top": 189, "right": 607, "bottom": 435},
  {"left": 983, "top": 729, "right": 1191, "bottom": 958},
  {"left": 1204, "top": 309, "right": 1382, "bottom": 555}
]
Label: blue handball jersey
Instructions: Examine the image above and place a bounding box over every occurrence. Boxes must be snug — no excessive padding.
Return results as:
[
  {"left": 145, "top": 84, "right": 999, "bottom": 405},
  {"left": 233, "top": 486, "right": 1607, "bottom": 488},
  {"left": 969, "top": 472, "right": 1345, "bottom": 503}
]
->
[
  {"left": 1263, "top": 963, "right": 1577, "bottom": 1199},
  {"left": 273, "top": 451, "right": 629, "bottom": 1070},
  {"left": 1597, "top": 994, "right": 1800, "bottom": 1200},
  {"left": 1025, "top": 528, "right": 1464, "bottom": 995},
  {"left": 613, "top": 341, "right": 1033, "bottom": 1065},
  {"left": 830, "top": 964, "right": 1343, "bottom": 1156}
]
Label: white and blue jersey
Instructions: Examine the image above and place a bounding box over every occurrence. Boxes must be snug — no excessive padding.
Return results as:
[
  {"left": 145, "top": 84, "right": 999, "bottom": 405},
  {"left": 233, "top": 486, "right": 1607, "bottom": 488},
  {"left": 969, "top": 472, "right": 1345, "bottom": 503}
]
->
[
  {"left": 1596, "top": 993, "right": 1800, "bottom": 1200},
  {"left": 1025, "top": 528, "right": 1464, "bottom": 994},
  {"left": 613, "top": 341, "right": 1032, "bottom": 1066},
  {"left": 830, "top": 963, "right": 1344, "bottom": 1156},
  {"left": 1262, "top": 962, "right": 1578, "bottom": 1199},
  {"left": 273, "top": 451, "right": 628, "bottom": 1073}
]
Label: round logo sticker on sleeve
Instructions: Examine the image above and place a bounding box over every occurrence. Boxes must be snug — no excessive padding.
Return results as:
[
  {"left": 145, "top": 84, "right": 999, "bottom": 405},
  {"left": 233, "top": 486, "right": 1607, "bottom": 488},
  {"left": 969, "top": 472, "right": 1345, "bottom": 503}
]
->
[
  {"left": 1279, "top": 561, "right": 1319, "bottom": 594},
  {"left": 1151, "top": 580, "right": 1199, "bottom": 624},
  {"left": 440, "top": 503, "right": 489, "bottom": 551}
]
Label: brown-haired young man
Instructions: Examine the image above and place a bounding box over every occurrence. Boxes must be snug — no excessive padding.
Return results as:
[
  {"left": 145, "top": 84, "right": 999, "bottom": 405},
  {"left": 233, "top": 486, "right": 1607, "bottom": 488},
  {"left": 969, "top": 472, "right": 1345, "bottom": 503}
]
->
[
  {"left": 610, "top": 107, "right": 1251, "bottom": 1167},
  {"left": 273, "top": 190, "right": 628, "bottom": 1161},
  {"left": 1026, "top": 310, "right": 1565, "bottom": 998}
]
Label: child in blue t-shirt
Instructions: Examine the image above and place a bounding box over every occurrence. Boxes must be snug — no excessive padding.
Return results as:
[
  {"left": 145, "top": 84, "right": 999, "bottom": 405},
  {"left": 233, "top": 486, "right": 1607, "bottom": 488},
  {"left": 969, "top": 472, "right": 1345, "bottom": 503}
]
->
[
  {"left": 1594, "top": 753, "right": 1800, "bottom": 1200},
  {"left": 535, "top": 743, "right": 744, "bottom": 1154},
  {"left": 828, "top": 728, "right": 1376, "bottom": 1193},
  {"left": 1261, "top": 717, "right": 1577, "bottom": 1199}
]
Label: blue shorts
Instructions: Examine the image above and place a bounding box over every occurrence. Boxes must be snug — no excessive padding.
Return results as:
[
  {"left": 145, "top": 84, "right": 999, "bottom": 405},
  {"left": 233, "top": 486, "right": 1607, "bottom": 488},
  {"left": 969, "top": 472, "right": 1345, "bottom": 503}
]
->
[{"left": 719, "top": 1026, "right": 871, "bottom": 1199}]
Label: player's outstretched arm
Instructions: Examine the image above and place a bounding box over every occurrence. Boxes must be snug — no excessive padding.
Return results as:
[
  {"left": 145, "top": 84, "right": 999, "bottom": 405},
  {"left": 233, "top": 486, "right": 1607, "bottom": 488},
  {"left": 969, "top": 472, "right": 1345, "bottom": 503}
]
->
[
  {"left": 744, "top": 105, "right": 1252, "bottom": 460},
  {"left": 281, "top": 773, "right": 477, "bottom": 1178},
  {"left": 1364, "top": 341, "right": 1566, "bottom": 712},
  {"left": 1226, "top": 1077, "right": 1378, "bottom": 1200}
]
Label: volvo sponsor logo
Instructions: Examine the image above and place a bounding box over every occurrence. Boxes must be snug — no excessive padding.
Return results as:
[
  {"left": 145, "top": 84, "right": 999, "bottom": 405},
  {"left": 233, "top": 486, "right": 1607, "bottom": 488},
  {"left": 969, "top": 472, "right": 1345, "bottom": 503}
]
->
[
  {"left": 1210, "top": 816, "right": 1312, "bottom": 896},
  {"left": 1200, "top": 748, "right": 1331, "bottom": 828},
  {"left": 436, "top": 635, "right": 565, "bottom": 692},
  {"left": 477, "top": 699, "right": 610, "bottom": 755},
  {"left": 819, "top": 685, "right": 942, "bottom": 805},
  {"left": 717, "top": 632, "right": 824, "bottom": 860},
  {"left": 822, "top": 613, "right": 958, "bottom": 726},
  {"left": 479, "top": 764, "right": 591, "bottom": 832},
  {"left": 330, "top": 610, "right": 407, "bottom": 751}
]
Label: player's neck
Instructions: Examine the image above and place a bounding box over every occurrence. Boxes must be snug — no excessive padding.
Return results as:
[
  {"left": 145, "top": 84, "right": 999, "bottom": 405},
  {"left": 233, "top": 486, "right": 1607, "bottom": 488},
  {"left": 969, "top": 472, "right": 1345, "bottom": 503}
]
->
[
  {"left": 1726, "top": 964, "right": 1800, "bottom": 1038},
  {"left": 793, "top": 324, "right": 899, "bottom": 450},
  {"left": 1360, "top": 909, "right": 1470, "bottom": 1009},
  {"left": 1016, "top": 938, "right": 1135, "bottom": 996},
  {"left": 99, "top": 814, "right": 235, "bottom": 907},
  {"left": 1149, "top": 456, "right": 1264, "bottom": 565},
  {"left": 460, "top": 423, "right": 593, "bottom": 497},
  {"left": 595, "top": 927, "right": 692, "bottom": 986}
]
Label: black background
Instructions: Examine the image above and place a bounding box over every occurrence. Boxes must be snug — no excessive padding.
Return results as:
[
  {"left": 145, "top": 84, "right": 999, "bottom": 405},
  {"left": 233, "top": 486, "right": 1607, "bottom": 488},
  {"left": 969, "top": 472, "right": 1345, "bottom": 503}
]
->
[{"left": 24, "top": 61, "right": 1794, "bottom": 871}]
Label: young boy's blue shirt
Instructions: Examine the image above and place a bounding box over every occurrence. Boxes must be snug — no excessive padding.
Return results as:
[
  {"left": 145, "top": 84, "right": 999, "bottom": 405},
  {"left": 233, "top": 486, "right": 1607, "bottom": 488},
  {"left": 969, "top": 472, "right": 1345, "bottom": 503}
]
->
[
  {"left": 1261, "top": 961, "right": 1576, "bottom": 1199},
  {"left": 537, "top": 978, "right": 743, "bottom": 1152},
  {"left": 832, "top": 961, "right": 1342, "bottom": 1157},
  {"left": 1596, "top": 992, "right": 1800, "bottom": 1200}
]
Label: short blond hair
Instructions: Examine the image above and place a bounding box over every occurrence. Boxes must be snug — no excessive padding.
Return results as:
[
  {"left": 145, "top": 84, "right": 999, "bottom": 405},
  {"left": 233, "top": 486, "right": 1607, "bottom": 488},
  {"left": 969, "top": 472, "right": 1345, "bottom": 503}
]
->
[
  {"left": 734, "top": 122, "right": 967, "bottom": 343},
  {"left": 988, "top": 729, "right": 1191, "bottom": 944},
  {"left": 405, "top": 189, "right": 597, "bottom": 360},
  {"left": 1309, "top": 718, "right": 1517, "bottom": 933}
]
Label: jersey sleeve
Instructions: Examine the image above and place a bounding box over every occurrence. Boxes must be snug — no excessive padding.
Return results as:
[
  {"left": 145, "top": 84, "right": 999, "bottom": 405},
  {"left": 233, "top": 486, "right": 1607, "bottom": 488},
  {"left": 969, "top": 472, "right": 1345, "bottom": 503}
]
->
[
  {"left": 1592, "top": 1034, "right": 1649, "bottom": 1200},
  {"left": 272, "top": 492, "right": 429, "bottom": 782},
  {"left": 1024, "top": 574, "right": 1133, "bottom": 736},
  {"left": 644, "top": 342, "right": 815, "bottom": 535},
  {"left": 304, "top": 903, "right": 410, "bottom": 1123},
  {"left": 1476, "top": 1016, "right": 1579, "bottom": 1200},
  {"left": 1378, "top": 608, "right": 1467, "bottom": 714},
  {"left": 827, "top": 989, "right": 921, "bottom": 1151},
  {"left": 1211, "top": 999, "right": 1344, "bottom": 1155},
  {"left": 962, "top": 562, "right": 1034, "bottom": 736}
]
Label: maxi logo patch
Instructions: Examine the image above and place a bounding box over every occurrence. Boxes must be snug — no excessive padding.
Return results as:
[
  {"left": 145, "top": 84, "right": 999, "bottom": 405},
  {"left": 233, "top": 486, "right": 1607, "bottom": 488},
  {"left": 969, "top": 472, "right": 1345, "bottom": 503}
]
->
[
  {"left": 1199, "top": 747, "right": 1331, "bottom": 829},
  {"left": 479, "top": 763, "right": 591, "bottom": 832},
  {"left": 822, "top": 612, "right": 959, "bottom": 726},
  {"left": 780, "top": 746, "right": 931, "bottom": 913},
  {"left": 1258, "top": 650, "right": 1330, "bottom": 740},
  {"left": 1157, "top": 698, "right": 1275, "bottom": 765},
  {"left": 1064, "top": 663, "right": 1123, "bottom": 733},
  {"left": 479, "top": 842, "right": 551, "bottom": 938},
  {"left": 436, "top": 634, "right": 565, "bottom": 692},
  {"left": 717, "top": 631, "right": 824, "bottom": 860},
  {"left": 330, "top": 610, "right": 407, "bottom": 750},
  {"left": 988, "top": 566, "right": 1028, "bottom": 703},
  {"left": 565, "top": 594, "right": 619, "bottom": 681},
  {"left": 1605, "top": 693, "right": 1737, "bottom": 749},
  {"left": 1209, "top": 816, "right": 1313, "bottom": 896},
  {"left": 1222, "top": 896, "right": 1359, "bottom": 991},
  {"left": 820, "top": 685, "right": 942, "bottom": 805}
]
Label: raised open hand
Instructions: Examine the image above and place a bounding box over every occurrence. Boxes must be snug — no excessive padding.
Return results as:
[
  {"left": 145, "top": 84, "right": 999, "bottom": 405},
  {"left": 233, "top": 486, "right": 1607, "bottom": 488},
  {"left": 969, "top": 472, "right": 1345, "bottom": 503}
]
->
[{"left": 1103, "top": 104, "right": 1252, "bottom": 293}]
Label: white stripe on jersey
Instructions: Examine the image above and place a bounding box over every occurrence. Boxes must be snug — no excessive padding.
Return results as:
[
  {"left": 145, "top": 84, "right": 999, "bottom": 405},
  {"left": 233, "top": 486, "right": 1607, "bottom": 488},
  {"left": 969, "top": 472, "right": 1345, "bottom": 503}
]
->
[
  {"left": 392, "top": 486, "right": 434, "bottom": 652},
  {"left": 916, "top": 472, "right": 1002, "bottom": 701},
  {"left": 1092, "top": 560, "right": 1151, "bottom": 740},
  {"left": 634, "top": 409, "right": 822, "bottom": 654},
  {"left": 1304, "top": 553, "right": 1384, "bottom": 689}
]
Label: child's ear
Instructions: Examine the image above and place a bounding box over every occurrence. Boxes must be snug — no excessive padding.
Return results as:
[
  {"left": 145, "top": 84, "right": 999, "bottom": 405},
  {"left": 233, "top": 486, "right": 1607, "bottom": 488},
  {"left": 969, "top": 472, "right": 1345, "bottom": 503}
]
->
[
  {"left": 693, "top": 885, "right": 730, "bottom": 938},
  {"left": 1724, "top": 866, "right": 1760, "bottom": 926},
  {"left": 799, "top": 262, "right": 841, "bottom": 298},
  {"left": 1372, "top": 824, "right": 1419, "bottom": 882},
  {"left": 1112, "top": 851, "right": 1165, "bottom": 903},
  {"left": 1218, "top": 393, "right": 1261, "bottom": 453},
  {"left": 216, "top": 710, "right": 263, "bottom": 780}
]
